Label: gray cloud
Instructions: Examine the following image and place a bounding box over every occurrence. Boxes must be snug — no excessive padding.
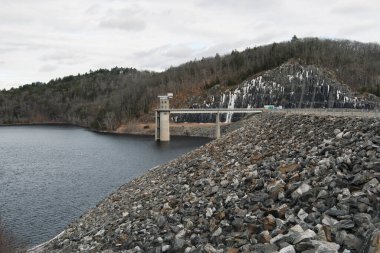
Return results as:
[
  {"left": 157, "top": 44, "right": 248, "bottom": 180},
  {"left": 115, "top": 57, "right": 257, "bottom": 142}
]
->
[
  {"left": 99, "top": 17, "right": 146, "bottom": 31},
  {"left": 98, "top": 5, "right": 147, "bottom": 31},
  {"left": 0, "top": 41, "right": 48, "bottom": 53},
  {"left": 134, "top": 44, "right": 195, "bottom": 71},
  {"left": 330, "top": 0, "right": 377, "bottom": 14},
  {"left": 0, "top": 0, "right": 379, "bottom": 89},
  {"left": 337, "top": 22, "right": 379, "bottom": 37},
  {"left": 197, "top": 0, "right": 281, "bottom": 11},
  {"left": 41, "top": 50, "right": 87, "bottom": 64},
  {"left": 163, "top": 46, "right": 194, "bottom": 58},
  {"left": 134, "top": 45, "right": 167, "bottom": 58},
  {"left": 39, "top": 64, "right": 58, "bottom": 72},
  {"left": 85, "top": 4, "right": 102, "bottom": 15}
]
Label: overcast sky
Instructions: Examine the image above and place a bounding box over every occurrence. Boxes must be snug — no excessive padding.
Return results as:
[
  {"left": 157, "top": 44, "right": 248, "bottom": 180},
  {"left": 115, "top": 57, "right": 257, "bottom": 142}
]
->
[{"left": 1, "top": 0, "right": 379, "bottom": 89}]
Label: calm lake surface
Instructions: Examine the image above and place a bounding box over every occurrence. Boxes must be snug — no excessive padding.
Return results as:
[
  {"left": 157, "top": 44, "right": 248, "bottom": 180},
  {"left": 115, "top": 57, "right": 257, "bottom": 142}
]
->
[{"left": 0, "top": 125, "right": 209, "bottom": 247}]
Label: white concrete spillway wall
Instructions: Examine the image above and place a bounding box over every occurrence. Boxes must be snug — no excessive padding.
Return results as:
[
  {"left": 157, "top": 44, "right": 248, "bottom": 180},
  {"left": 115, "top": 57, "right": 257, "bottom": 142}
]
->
[{"left": 155, "top": 108, "right": 262, "bottom": 141}]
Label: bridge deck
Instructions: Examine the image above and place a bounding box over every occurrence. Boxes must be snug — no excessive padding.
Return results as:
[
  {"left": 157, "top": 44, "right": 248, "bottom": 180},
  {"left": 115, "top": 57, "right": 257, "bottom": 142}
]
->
[{"left": 157, "top": 109, "right": 263, "bottom": 114}]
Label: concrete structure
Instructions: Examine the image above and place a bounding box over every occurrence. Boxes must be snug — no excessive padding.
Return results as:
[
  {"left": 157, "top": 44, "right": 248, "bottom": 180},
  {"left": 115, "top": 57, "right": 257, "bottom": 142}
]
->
[
  {"left": 155, "top": 93, "right": 173, "bottom": 141},
  {"left": 215, "top": 112, "right": 220, "bottom": 139},
  {"left": 155, "top": 94, "right": 262, "bottom": 141}
]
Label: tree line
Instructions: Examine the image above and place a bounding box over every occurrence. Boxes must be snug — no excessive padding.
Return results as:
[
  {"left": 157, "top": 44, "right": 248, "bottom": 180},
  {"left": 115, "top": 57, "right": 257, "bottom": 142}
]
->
[{"left": 0, "top": 37, "right": 379, "bottom": 130}]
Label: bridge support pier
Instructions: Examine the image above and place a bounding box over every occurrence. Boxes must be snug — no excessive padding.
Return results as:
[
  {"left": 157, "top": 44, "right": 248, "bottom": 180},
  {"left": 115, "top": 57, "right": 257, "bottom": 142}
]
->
[
  {"left": 155, "top": 111, "right": 159, "bottom": 141},
  {"left": 155, "top": 110, "right": 170, "bottom": 141},
  {"left": 160, "top": 111, "right": 170, "bottom": 141},
  {"left": 155, "top": 107, "right": 262, "bottom": 142},
  {"left": 215, "top": 112, "right": 220, "bottom": 139}
]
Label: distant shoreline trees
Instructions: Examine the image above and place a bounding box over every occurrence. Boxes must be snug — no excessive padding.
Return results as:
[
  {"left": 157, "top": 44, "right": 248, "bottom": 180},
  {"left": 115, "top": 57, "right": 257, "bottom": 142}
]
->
[{"left": 0, "top": 37, "right": 379, "bottom": 130}]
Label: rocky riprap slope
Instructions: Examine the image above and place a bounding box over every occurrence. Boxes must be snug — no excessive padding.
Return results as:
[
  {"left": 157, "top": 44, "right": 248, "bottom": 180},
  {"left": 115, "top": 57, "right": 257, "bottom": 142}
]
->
[{"left": 38, "top": 113, "right": 380, "bottom": 253}]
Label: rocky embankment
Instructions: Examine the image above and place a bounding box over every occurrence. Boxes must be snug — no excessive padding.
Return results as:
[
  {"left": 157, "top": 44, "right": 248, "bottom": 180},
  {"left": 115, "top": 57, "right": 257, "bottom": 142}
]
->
[{"left": 36, "top": 113, "right": 379, "bottom": 253}]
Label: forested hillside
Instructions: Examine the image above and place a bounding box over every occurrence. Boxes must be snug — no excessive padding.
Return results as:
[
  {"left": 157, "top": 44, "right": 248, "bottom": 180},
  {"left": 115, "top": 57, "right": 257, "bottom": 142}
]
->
[{"left": 0, "top": 37, "right": 379, "bottom": 130}]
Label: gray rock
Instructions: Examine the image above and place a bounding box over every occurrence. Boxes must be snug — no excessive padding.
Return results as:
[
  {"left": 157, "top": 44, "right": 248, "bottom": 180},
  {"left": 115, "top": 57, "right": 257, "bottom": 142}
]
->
[
  {"left": 294, "top": 241, "right": 315, "bottom": 252},
  {"left": 336, "top": 132, "right": 344, "bottom": 139},
  {"left": 231, "top": 218, "right": 244, "bottom": 230},
  {"left": 363, "top": 178, "right": 379, "bottom": 191},
  {"left": 251, "top": 243, "right": 279, "bottom": 253},
  {"left": 279, "top": 245, "right": 296, "bottom": 253},
  {"left": 293, "top": 229, "right": 316, "bottom": 244},
  {"left": 343, "top": 132, "right": 352, "bottom": 139},
  {"left": 175, "top": 229, "right": 186, "bottom": 239},
  {"left": 343, "top": 233, "right": 362, "bottom": 251},
  {"left": 338, "top": 219, "right": 355, "bottom": 229},
  {"left": 291, "top": 183, "right": 311, "bottom": 199},
  {"left": 174, "top": 238, "right": 185, "bottom": 250},
  {"left": 162, "top": 245, "right": 170, "bottom": 252},
  {"left": 184, "top": 247, "right": 195, "bottom": 253},
  {"left": 322, "top": 215, "right": 339, "bottom": 226},
  {"left": 289, "top": 224, "right": 304, "bottom": 234},
  {"left": 95, "top": 229, "right": 105, "bottom": 237},
  {"left": 311, "top": 240, "right": 340, "bottom": 253},
  {"left": 297, "top": 208, "right": 308, "bottom": 221},
  {"left": 156, "top": 215, "right": 167, "bottom": 228},
  {"left": 317, "top": 189, "right": 329, "bottom": 198},
  {"left": 212, "top": 227, "right": 222, "bottom": 237},
  {"left": 257, "top": 230, "right": 272, "bottom": 243},
  {"left": 203, "top": 243, "right": 217, "bottom": 253}
]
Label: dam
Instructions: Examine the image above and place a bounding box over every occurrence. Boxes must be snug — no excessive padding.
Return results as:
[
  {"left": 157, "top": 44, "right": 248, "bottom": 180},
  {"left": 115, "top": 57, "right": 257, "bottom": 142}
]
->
[{"left": 155, "top": 93, "right": 262, "bottom": 141}]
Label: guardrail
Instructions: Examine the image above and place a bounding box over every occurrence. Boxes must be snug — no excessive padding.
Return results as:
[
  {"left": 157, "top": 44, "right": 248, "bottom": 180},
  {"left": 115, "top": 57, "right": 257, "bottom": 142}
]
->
[
  {"left": 169, "top": 109, "right": 263, "bottom": 114},
  {"left": 273, "top": 108, "right": 380, "bottom": 118}
]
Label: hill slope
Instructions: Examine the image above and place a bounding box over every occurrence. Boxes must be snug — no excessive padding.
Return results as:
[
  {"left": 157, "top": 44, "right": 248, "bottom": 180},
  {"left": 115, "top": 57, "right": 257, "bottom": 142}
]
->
[{"left": 0, "top": 37, "right": 379, "bottom": 130}]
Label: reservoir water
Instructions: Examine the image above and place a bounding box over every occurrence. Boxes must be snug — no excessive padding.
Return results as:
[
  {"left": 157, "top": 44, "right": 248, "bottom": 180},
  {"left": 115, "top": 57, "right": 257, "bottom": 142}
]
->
[{"left": 0, "top": 125, "right": 209, "bottom": 247}]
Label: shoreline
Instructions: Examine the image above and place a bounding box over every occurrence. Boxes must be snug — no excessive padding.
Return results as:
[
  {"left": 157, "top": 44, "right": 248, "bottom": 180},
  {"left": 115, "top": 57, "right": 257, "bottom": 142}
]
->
[
  {"left": 27, "top": 232, "right": 65, "bottom": 253},
  {"left": 0, "top": 122, "right": 76, "bottom": 127},
  {"left": 0, "top": 121, "right": 229, "bottom": 139},
  {"left": 23, "top": 121, "right": 237, "bottom": 251},
  {"left": 20, "top": 122, "right": 216, "bottom": 251}
]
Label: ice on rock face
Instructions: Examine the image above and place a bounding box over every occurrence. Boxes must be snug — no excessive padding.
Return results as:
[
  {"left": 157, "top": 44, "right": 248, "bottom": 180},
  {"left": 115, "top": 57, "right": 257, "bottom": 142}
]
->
[
  {"left": 192, "top": 63, "right": 374, "bottom": 120},
  {"left": 354, "top": 97, "right": 358, "bottom": 107},
  {"left": 258, "top": 76, "right": 263, "bottom": 89},
  {"left": 299, "top": 71, "right": 304, "bottom": 81},
  {"left": 226, "top": 92, "right": 237, "bottom": 123},
  {"left": 221, "top": 94, "right": 226, "bottom": 105}
]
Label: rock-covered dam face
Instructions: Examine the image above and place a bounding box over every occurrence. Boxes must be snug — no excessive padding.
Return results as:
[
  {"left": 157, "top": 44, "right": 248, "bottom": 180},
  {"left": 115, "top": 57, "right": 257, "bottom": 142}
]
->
[{"left": 37, "top": 113, "right": 379, "bottom": 253}]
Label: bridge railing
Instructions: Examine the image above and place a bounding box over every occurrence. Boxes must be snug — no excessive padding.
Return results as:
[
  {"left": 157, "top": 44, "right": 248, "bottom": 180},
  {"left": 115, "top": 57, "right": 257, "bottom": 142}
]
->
[
  {"left": 274, "top": 108, "right": 380, "bottom": 118},
  {"left": 166, "top": 109, "right": 263, "bottom": 114}
]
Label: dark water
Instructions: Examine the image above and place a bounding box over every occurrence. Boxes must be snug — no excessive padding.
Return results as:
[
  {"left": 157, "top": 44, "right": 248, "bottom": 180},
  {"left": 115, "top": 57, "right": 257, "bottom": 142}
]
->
[{"left": 0, "top": 125, "right": 209, "bottom": 247}]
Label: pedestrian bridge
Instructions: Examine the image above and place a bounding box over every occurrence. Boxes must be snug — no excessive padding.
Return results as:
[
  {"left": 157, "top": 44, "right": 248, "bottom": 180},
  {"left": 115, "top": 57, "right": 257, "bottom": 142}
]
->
[{"left": 155, "top": 108, "right": 262, "bottom": 141}]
